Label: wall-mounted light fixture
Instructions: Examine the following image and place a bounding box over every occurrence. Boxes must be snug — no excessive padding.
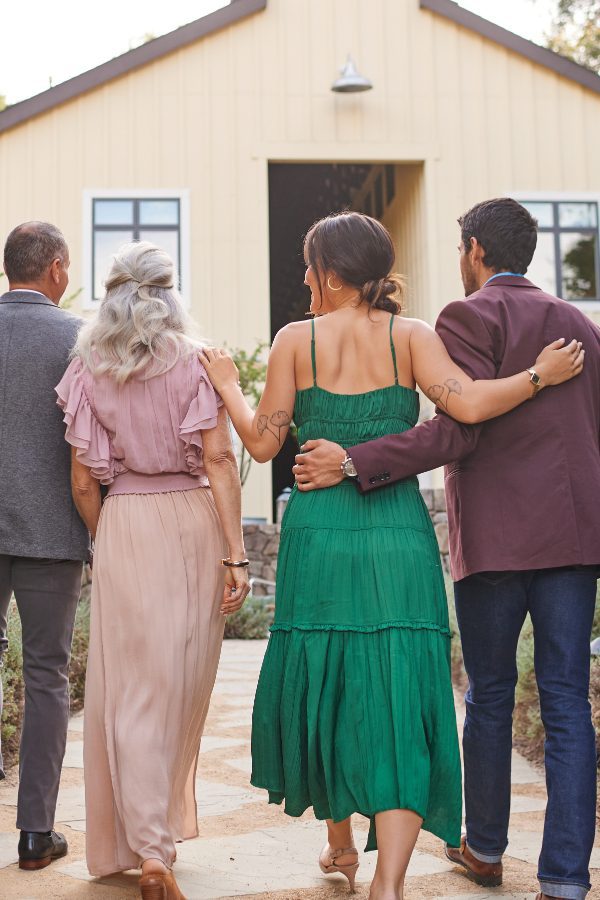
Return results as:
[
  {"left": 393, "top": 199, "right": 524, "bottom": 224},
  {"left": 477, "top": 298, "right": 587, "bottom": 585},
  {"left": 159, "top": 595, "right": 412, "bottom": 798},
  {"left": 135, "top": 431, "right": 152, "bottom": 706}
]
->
[{"left": 331, "top": 55, "right": 373, "bottom": 93}]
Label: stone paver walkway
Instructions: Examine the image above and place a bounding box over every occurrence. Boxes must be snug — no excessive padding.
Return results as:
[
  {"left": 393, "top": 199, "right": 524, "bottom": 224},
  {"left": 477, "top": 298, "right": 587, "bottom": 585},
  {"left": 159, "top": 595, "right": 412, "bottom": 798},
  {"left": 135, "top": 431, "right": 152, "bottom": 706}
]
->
[{"left": 1, "top": 638, "right": 599, "bottom": 899}]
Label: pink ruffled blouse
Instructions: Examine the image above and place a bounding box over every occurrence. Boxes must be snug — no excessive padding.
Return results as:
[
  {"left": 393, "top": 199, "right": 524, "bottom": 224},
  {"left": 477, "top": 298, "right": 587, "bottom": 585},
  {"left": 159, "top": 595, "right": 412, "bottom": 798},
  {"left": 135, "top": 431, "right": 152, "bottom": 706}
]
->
[{"left": 55, "top": 355, "right": 223, "bottom": 495}]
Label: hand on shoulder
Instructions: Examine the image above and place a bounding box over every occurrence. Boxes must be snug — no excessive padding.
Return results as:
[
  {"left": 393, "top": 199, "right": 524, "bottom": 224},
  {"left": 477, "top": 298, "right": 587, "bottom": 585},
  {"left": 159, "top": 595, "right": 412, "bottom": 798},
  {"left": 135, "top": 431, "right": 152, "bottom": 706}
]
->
[{"left": 200, "top": 347, "right": 240, "bottom": 394}]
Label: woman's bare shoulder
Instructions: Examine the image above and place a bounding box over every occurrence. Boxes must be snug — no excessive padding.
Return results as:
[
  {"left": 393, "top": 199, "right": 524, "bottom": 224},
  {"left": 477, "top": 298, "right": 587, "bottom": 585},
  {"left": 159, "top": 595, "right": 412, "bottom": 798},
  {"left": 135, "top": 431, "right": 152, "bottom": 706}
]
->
[
  {"left": 277, "top": 319, "right": 313, "bottom": 334},
  {"left": 396, "top": 314, "right": 432, "bottom": 328},
  {"left": 397, "top": 316, "right": 435, "bottom": 340},
  {"left": 272, "top": 319, "right": 312, "bottom": 346}
]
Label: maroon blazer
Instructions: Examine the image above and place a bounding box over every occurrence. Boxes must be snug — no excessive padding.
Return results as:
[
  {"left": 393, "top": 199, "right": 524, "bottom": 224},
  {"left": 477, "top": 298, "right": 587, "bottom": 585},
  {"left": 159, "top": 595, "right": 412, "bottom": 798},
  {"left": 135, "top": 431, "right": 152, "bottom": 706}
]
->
[{"left": 349, "top": 276, "right": 600, "bottom": 581}]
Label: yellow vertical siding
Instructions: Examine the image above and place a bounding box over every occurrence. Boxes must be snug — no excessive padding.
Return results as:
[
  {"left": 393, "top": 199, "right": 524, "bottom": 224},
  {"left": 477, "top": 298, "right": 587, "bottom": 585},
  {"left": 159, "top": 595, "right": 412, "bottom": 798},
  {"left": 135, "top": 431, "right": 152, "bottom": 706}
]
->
[{"left": 382, "top": 165, "right": 427, "bottom": 322}]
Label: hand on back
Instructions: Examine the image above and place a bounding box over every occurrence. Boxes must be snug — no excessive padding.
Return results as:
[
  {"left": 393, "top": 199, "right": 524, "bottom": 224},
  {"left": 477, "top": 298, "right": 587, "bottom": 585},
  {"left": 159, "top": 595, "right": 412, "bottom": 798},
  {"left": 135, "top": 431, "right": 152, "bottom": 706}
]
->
[
  {"left": 293, "top": 440, "right": 346, "bottom": 491},
  {"left": 534, "top": 338, "right": 584, "bottom": 386}
]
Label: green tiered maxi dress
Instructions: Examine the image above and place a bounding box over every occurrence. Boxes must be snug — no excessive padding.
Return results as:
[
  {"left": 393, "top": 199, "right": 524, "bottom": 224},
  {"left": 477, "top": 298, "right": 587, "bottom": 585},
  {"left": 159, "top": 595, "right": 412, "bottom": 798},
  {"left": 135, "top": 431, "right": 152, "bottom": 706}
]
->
[{"left": 251, "top": 317, "right": 462, "bottom": 851}]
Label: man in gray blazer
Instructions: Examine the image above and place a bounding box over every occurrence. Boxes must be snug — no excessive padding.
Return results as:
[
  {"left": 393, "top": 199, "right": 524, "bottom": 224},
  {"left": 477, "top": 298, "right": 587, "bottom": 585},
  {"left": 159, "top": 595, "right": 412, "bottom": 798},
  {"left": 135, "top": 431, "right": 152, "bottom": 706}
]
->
[{"left": 0, "top": 222, "right": 89, "bottom": 869}]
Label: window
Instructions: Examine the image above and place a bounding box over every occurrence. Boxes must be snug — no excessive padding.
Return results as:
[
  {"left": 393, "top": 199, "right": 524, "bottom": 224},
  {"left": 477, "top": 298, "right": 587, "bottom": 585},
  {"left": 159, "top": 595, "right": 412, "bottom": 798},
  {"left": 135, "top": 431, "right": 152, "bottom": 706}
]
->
[
  {"left": 83, "top": 190, "right": 189, "bottom": 307},
  {"left": 520, "top": 200, "right": 600, "bottom": 302}
]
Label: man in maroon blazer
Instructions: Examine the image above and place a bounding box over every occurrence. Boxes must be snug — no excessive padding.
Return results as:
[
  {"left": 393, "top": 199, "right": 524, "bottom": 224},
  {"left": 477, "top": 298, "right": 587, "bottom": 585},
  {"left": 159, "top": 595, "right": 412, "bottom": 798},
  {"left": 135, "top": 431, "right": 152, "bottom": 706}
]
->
[{"left": 293, "top": 198, "right": 600, "bottom": 900}]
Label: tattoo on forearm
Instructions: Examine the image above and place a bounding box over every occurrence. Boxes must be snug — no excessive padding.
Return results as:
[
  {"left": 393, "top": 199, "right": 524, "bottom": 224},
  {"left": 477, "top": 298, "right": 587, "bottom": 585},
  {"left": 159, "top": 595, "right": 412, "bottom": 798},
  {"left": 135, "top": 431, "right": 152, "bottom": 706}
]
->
[
  {"left": 426, "top": 378, "right": 463, "bottom": 410},
  {"left": 257, "top": 411, "right": 292, "bottom": 445}
]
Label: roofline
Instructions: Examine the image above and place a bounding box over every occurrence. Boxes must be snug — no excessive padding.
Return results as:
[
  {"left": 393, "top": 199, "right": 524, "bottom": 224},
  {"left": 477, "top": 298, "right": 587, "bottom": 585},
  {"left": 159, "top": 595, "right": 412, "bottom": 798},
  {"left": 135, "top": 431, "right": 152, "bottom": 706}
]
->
[
  {"left": 420, "top": 0, "right": 600, "bottom": 96},
  {"left": 2, "top": 0, "right": 597, "bottom": 137},
  {"left": 0, "top": 0, "right": 267, "bottom": 135}
]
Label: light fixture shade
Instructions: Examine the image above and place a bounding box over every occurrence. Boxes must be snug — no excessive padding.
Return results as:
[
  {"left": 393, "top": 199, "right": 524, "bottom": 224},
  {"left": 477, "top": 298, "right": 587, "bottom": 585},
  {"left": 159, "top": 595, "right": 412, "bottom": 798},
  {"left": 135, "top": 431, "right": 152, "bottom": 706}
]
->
[{"left": 331, "top": 55, "right": 373, "bottom": 93}]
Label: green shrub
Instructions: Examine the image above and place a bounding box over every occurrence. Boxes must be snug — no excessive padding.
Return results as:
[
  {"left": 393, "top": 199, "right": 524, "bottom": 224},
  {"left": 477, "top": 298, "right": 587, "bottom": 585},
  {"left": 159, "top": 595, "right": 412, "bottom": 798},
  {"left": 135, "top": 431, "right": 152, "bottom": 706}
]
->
[
  {"left": 68, "top": 587, "right": 91, "bottom": 711},
  {"left": 224, "top": 595, "right": 274, "bottom": 639},
  {"left": 512, "top": 616, "right": 544, "bottom": 761},
  {"left": 512, "top": 585, "right": 600, "bottom": 766},
  {"left": 445, "top": 578, "right": 466, "bottom": 686},
  {"left": 1, "top": 588, "right": 91, "bottom": 772},
  {"left": 1, "top": 601, "right": 24, "bottom": 766}
]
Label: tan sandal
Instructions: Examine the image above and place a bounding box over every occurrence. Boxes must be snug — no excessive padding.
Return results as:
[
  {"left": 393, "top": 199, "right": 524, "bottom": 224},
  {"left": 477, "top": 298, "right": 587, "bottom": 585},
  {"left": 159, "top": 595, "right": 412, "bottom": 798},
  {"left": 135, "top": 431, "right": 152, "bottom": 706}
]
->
[
  {"left": 139, "top": 863, "right": 186, "bottom": 900},
  {"left": 319, "top": 844, "right": 359, "bottom": 892}
]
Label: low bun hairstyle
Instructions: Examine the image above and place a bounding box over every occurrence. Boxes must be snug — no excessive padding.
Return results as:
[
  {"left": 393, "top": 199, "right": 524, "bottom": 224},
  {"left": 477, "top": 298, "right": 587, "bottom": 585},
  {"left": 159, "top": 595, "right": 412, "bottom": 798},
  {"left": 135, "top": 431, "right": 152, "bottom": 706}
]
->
[{"left": 304, "top": 212, "right": 404, "bottom": 314}]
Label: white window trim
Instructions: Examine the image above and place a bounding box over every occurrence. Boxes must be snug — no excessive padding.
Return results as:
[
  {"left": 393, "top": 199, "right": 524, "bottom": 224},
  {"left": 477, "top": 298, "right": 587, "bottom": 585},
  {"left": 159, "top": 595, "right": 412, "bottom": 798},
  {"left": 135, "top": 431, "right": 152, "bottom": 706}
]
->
[
  {"left": 82, "top": 188, "right": 191, "bottom": 310},
  {"left": 512, "top": 191, "right": 600, "bottom": 313}
]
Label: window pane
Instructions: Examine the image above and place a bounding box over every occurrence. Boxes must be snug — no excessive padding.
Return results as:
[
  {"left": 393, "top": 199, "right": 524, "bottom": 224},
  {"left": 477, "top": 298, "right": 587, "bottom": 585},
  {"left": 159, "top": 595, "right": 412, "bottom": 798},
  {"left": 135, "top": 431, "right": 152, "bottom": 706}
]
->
[
  {"left": 521, "top": 202, "right": 554, "bottom": 228},
  {"left": 559, "top": 202, "right": 598, "bottom": 229},
  {"left": 139, "top": 200, "right": 179, "bottom": 226},
  {"left": 94, "top": 230, "right": 133, "bottom": 299},
  {"left": 526, "top": 232, "right": 556, "bottom": 294},
  {"left": 139, "top": 230, "right": 180, "bottom": 278},
  {"left": 94, "top": 200, "right": 134, "bottom": 226},
  {"left": 560, "top": 232, "right": 598, "bottom": 299}
]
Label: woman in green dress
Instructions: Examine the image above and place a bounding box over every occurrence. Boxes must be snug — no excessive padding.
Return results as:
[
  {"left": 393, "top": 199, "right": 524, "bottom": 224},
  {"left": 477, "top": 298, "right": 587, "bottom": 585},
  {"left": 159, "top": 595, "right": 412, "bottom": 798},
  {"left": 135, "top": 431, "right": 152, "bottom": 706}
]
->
[{"left": 201, "top": 212, "right": 582, "bottom": 900}]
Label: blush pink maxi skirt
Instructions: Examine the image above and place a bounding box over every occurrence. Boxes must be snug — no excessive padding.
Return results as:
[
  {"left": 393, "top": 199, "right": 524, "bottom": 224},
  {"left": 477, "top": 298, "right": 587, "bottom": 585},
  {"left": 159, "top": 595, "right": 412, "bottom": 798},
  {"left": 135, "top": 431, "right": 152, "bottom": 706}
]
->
[{"left": 83, "top": 487, "right": 227, "bottom": 877}]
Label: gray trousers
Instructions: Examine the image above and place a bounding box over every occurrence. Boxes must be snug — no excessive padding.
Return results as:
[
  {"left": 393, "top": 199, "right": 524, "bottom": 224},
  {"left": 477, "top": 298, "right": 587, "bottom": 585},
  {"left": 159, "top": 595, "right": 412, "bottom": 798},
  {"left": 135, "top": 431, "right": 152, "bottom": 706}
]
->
[{"left": 0, "top": 555, "right": 82, "bottom": 831}]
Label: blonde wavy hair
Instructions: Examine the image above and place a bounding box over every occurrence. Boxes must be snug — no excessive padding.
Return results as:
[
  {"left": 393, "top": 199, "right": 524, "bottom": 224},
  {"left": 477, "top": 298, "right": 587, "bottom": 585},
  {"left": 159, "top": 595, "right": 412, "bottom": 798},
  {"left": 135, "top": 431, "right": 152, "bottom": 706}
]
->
[{"left": 75, "top": 241, "right": 203, "bottom": 383}]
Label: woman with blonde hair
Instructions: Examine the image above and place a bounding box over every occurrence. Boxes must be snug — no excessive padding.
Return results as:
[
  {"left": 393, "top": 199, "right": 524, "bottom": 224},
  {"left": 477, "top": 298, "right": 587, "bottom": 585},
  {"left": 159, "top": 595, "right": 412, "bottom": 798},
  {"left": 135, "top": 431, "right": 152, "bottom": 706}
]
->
[
  {"left": 201, "top": 212, "right": 583, "bottom": 900},
  {"left": 56, "top": 241, "right": 249, "bottom": 900}
]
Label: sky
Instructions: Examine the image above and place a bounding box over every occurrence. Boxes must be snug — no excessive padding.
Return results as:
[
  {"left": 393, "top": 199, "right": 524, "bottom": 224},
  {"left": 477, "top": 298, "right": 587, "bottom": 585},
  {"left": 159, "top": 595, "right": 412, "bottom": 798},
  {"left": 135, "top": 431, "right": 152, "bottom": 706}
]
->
[{"left": 1, "top": 0, "right": 557, "bottom": 106}]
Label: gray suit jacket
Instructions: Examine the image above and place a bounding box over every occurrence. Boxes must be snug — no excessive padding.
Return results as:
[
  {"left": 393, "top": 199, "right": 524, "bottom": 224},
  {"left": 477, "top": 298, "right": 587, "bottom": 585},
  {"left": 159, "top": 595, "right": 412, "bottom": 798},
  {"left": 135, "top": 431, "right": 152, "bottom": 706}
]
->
[{"left": 0, "top": 290, "right": 89, "bottom": 560}]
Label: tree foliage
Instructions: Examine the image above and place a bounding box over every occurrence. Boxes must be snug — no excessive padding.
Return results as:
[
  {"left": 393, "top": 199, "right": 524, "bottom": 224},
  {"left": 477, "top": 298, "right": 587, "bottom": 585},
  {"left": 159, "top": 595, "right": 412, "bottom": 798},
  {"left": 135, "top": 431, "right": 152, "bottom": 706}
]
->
[
  {"left": 227, "top": 342, "right": 268, "bottom": 487},
  {"left": 562, "top": 235, "right": 597, "bottom": 298},
  {"left": 544, "top": 0, "right": 600, "bottom": 73}
]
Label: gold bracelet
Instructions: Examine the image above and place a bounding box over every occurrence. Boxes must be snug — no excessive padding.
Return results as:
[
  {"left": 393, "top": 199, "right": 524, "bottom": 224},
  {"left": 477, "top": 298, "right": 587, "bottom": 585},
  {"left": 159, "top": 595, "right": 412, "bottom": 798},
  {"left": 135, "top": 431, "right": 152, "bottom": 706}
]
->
[{"left": 222, "top": 557, "right": 250, "bottom": 568}]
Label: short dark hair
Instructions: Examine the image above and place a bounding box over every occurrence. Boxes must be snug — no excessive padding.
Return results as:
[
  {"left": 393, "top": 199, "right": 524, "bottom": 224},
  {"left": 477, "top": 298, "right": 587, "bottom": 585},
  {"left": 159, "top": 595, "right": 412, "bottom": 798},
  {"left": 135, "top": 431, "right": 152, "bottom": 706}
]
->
[
  {"left": 3, "top": 221, "right": 68, "bottom": 282},
  {"left": 458, "top": 198, "right": 537, "bottom": 274},
  {"left": 304, "top": 211, "right": 403, "bottom": 314}
]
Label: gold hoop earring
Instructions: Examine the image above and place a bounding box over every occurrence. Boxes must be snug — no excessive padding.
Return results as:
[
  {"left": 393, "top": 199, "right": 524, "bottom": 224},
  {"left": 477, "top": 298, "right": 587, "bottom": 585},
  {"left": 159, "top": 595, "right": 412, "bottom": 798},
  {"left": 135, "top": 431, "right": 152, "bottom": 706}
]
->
[{"left": 327, "top": 277, "right": 343, "bottom": 292}]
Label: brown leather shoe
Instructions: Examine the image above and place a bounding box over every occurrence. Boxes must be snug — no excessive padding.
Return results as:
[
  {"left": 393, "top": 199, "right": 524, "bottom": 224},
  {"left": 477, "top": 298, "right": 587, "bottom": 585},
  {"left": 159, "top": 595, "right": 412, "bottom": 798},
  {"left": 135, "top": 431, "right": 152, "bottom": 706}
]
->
[
  {"left": 445, "top": 836, "right": 502, "bottom": 887},
  {"left": 139, "top": 864, "right": 186, "bottom": 900}
]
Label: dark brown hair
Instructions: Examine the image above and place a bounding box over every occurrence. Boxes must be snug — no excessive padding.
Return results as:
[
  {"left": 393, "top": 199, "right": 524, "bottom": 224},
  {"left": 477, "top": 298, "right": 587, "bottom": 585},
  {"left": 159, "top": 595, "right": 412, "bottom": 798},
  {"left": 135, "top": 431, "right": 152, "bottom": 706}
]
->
[
  {"left": 459, "top": 198, "right": 538, "bottom": 273},
  {"left": 304, "top": 211, "right": 403, "bottom": 314}
]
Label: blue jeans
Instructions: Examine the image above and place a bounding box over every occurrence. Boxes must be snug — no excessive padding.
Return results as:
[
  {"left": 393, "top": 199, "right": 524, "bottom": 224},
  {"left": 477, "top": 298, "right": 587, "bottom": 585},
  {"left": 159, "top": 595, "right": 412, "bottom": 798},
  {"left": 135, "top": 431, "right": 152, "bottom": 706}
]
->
[{"left": 454, "top": 567, "right": 597, "bottom": 900}]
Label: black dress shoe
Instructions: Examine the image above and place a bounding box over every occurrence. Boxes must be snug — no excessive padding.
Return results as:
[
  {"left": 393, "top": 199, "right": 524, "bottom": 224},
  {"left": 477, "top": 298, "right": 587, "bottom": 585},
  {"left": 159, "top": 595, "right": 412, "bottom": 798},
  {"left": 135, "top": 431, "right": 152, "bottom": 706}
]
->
[{"left": 18, "top": 830, "right": 68, "bottom": 870}]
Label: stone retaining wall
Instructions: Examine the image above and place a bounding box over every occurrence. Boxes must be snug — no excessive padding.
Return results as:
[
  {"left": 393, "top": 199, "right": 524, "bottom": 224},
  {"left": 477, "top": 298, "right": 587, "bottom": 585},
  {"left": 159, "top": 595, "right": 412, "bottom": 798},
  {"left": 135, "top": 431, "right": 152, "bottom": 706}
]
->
[
  {"left": 420, "top": 488, "right": 450, "bottom": 572},
  {"left": 243, "top": 523, "right": 280, "bottom": 596},
  {"left": 243, "top": 486, "right": 449, "bottom": 595}
]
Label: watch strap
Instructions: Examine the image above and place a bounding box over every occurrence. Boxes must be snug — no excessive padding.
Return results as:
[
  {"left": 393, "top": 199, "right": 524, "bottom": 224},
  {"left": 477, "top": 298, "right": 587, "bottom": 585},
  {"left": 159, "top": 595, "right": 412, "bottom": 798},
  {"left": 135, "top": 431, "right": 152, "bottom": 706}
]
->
[{"left": 527, "top": 367, "right": 541, "bottom": 399}]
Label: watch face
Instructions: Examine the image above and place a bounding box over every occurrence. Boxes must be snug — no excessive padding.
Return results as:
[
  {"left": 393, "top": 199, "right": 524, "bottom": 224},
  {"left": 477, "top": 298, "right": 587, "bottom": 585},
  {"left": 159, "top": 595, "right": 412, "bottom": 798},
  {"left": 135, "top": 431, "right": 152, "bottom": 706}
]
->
[
  {"left": 531, "top": 372, "right": 541, "bottom": 385},
  {"left": 343, "top": 457, "right": 358, "bottom": 478}
]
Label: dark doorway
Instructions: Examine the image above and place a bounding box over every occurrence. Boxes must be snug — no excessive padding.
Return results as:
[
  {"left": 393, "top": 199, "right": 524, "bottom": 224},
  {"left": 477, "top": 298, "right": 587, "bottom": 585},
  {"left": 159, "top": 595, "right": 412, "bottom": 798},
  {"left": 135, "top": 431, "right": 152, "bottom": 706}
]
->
[{"left": 268, "top": 162, "right": 375, "bottom": 515}]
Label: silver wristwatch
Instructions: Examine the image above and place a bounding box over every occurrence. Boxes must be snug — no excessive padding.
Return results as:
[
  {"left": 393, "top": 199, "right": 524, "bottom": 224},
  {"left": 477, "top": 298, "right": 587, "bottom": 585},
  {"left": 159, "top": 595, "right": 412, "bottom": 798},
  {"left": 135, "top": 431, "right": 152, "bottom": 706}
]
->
[{"left": 341, "top": 454, "right": 358, "bottom": 479}]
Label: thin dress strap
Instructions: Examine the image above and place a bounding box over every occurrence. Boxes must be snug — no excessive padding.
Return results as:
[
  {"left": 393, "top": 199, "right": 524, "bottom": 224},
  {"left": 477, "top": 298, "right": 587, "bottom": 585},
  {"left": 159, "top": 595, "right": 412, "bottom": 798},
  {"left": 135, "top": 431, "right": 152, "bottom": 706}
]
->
[
  {"left": 310, "top": 317, "right": 318, "bottom": 387},
  {"left": 389, "top": 314, "right": 399, "bottom": 385}
]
